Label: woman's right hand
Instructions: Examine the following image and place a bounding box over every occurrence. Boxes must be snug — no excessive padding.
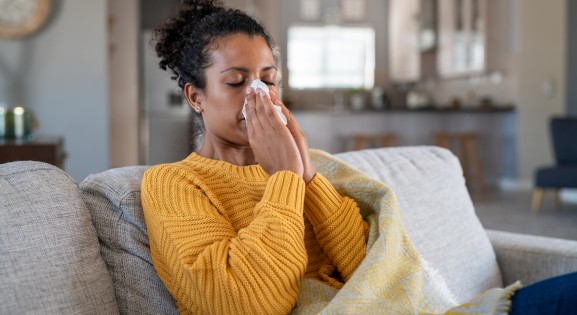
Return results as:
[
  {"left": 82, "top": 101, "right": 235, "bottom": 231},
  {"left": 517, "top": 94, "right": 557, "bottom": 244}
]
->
[{"left": 245, "top": 87, "right": 304, "bottom": 178}]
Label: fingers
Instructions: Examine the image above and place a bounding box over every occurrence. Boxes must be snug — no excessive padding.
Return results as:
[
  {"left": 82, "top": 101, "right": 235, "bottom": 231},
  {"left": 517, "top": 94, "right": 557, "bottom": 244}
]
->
[
  {"left": 247, "top": 86, "right": 283, "bottom": 128},
  {"left": 245, "top": 87, "right": 263, "bottom": 135},
  {"left": 245, "top": 86, "right": 304, "bottom": 177},
  {"left": 269, "top": 87, "right": 281, "bottom": 105},
  {"left": 269, "top": 88, "right": 295, "bottom": 126},
  {"left": 245, "top": 87, "right": 284, "bottom": 138},
  {"left": 256, "top": 89, "right": 284, "bottom": 127}
]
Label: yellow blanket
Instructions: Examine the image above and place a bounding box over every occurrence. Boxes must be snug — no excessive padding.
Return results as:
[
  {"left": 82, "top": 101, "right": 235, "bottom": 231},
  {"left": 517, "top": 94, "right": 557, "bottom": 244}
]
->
[{"left": 292, "top": 150, "right": 521, "bottom": 314}]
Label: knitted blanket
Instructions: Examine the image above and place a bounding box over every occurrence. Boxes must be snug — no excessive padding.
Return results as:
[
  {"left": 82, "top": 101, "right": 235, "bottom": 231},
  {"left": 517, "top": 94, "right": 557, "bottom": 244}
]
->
[{"left": 292, "top": 150, "right": 521, "bottom": 314}]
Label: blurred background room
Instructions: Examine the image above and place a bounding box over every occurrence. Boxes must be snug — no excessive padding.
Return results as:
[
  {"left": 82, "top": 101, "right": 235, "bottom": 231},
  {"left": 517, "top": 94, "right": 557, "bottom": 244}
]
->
[{"left": 1, "top": 0, "right": 576, "bottom": 239}]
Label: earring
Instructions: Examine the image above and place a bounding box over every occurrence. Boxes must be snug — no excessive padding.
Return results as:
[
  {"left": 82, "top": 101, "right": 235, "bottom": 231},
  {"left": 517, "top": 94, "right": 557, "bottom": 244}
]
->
[{"left": 195, "top": 106, "right": 201, "bottom": 113}]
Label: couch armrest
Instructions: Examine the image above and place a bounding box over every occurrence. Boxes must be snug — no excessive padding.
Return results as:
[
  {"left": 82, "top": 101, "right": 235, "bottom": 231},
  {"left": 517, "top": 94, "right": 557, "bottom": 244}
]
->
[{"left": 487, "top": 229, "right": 577, "bottom": 286}]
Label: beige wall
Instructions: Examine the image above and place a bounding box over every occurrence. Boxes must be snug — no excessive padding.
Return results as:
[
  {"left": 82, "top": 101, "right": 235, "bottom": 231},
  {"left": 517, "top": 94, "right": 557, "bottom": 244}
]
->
[
  {"left": 517, "top": 0, "right": 567, "bottom": 187},
  {"left": 109, "top": 0, "right": 140, "bottom": 167}
]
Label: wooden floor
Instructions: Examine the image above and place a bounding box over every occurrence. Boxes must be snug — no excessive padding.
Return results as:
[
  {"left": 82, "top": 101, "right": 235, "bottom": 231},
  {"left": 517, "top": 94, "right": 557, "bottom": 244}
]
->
[{"left": 472, "top": 189, "right": 577, "bottom": 241}]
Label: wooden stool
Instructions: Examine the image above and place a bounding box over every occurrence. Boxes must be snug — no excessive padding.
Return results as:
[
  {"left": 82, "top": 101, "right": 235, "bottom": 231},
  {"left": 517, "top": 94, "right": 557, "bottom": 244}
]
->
[
  {"left": 434, "top": 132, "right": 485, "bottom": 195},
  {"left": 351, "top": 133, "right": 397, "bottom": 151}
]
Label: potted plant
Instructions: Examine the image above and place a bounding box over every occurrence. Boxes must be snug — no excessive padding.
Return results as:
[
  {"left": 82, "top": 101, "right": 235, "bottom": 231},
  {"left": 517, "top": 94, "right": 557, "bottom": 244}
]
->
[{"left": 350, "top": 87, "right": 365, "bottom": 111}]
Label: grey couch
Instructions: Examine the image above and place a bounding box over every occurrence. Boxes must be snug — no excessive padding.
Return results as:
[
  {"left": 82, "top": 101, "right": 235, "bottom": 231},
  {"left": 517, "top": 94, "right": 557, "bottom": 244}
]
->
[{"left": 1, "top": 146, "right": 576, "bottom": 314}]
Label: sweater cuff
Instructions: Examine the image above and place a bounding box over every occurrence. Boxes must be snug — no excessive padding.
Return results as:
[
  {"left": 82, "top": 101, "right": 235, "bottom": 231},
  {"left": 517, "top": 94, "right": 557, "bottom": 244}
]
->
[
  {"left": 304, "top": 173, "right": 344, "bottom": 225},
  {"left": 261, "top": 171, "right": 306, "bottom": 211}
]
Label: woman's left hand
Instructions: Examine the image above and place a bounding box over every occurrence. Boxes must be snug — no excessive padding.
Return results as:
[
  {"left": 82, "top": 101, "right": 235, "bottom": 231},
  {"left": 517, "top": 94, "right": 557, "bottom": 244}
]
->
[{"left": 270, "top": 88, "right": 316, "bottom": 184}]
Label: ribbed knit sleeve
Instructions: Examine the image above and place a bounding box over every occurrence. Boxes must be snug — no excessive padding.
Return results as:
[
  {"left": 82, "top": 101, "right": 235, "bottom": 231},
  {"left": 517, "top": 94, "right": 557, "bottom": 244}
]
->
[
  {"left": 304, "top": 173, "right": 368, "bottom": 282},
  {"left": 141, "top": 165, "right": 308, "bottom": 315}
]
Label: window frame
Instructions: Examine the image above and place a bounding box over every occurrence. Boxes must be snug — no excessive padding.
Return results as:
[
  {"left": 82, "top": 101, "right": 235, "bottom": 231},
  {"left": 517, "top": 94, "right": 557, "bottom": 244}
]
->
[{"left": 286, "top": 24, "right": 376, "bottom": 90}]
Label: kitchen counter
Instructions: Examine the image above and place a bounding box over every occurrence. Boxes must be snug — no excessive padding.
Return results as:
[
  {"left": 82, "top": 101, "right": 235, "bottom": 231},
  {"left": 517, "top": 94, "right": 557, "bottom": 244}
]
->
[
  {"left": 290, "top": 105, "right": 515, "bottom": 114},
  {"left": 292, "top": 106, "right": 517, "bottom": 188}
]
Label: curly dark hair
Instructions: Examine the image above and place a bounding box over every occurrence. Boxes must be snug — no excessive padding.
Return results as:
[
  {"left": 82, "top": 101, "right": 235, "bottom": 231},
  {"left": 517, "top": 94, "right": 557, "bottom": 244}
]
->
[
  {"left": 154, "top": 0, "right": 275, "bottom": 90},
  {"left": 153, "top": 0, "right": 276, "bottom": 152}
]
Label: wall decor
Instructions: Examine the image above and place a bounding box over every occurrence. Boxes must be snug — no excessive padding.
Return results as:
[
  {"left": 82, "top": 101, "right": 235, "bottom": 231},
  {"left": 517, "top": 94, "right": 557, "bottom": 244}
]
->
[{"left": 0, "top": 0, "right": 53, "bottom": 39}]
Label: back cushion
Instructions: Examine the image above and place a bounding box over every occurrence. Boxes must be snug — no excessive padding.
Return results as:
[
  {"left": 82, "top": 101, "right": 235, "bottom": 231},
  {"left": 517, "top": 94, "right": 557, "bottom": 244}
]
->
[
  {"left": 334, "top": 146, "right": 503, "bottom": 303},
  {"left": 0, "top": 161, "right": 119, "bottom": 314},
  {"left": 80, "top": 166, "right": 178, "bottom": 315}
]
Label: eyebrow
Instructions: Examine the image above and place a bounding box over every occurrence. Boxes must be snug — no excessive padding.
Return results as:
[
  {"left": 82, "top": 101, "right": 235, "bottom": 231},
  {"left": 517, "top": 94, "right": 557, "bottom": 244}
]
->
[{"left": 220, "top": 65, "right": 277, "bottom": 74}]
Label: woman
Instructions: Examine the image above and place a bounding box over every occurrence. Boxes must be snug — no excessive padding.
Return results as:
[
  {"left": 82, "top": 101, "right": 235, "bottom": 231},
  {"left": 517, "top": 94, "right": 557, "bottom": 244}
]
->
[
  {"left": 141, "top": 1, "right": 368, "bottom": 314},
  {"left": 142, "top": 1, "right": 577, "bottom": 314}
]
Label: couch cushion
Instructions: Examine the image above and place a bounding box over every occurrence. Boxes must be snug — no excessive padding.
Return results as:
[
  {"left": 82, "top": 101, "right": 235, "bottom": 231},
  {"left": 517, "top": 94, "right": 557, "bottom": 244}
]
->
[
  {"left": 0, "top": 161, "right": 119, "bottom": 314},
  {"left": 80, "top": 166, "right": 178, "bottom": 315},
  {"left": 334, "top": 146, "right": 503, "bottom": 303}
]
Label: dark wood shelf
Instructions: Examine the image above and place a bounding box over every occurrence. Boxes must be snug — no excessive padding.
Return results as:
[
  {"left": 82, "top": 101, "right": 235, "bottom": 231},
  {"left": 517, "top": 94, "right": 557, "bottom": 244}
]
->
[{"left": 0, "top": 136, "right": 66, "bottom": 169}]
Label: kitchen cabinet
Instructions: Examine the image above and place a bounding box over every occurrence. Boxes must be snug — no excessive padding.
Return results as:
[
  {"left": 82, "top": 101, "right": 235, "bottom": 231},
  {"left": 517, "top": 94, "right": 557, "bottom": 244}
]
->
[
  {"left": 389, "top": 0, "right": 440, "bottom": 82},
  {"left": 389, "top": 0, "right": 420, "bottom": 82},
  {"left": 389, "top": 0, "right": 490, "bottom": 81},
  {"left": 437, "top": 0, "right": 487, "bottom": 77}
]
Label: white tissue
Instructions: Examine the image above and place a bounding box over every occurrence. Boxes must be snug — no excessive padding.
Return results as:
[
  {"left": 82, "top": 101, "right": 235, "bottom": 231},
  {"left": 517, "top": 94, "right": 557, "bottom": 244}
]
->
[
  {"left": 250, "top": 79, "right": 270, "bottom": 94},
  {"left": 242, "top": 79, "right": 287, "bottom": 125}
]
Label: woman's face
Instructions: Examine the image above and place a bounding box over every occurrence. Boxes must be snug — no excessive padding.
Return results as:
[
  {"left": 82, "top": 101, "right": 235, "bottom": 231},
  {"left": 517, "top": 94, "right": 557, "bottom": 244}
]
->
[{"left": 193, "top": 33, "right": 277, "bottom": 149}]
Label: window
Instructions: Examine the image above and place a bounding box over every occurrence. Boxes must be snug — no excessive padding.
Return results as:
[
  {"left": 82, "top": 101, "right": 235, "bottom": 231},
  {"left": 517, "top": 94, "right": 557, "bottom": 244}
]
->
[{"left": 287, "top": 25, "right": 375, "bottom": 89}]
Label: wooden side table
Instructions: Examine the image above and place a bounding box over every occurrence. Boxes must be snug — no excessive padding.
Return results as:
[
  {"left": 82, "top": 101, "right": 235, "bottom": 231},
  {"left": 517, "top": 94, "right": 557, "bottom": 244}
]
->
[{"left": 0, "top": 136, "right": 66, "bottom": 169}]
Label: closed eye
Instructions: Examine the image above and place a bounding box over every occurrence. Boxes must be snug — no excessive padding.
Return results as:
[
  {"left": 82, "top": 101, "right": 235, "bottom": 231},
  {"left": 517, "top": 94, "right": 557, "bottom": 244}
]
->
[
  {"left": 226, "top": 81, "right": 245, "bottom": 87},
  {"left": 262, "top": 80, "right": 276, "bottom": 86}
]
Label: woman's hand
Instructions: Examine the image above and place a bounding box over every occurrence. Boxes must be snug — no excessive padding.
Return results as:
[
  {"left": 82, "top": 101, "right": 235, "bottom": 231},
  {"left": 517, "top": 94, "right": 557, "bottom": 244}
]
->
[
  {"left": 245, "top": 87, "right": 304, "bottom": 179},
  {"left": 270, "top": 88, "right": 316, "bottom": 184}
]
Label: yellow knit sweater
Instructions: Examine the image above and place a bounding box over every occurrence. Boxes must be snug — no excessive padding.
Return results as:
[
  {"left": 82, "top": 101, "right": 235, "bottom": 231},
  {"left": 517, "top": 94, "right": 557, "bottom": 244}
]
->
[{"left": 141, "top": 153, "right": 368, "bottom": 315}]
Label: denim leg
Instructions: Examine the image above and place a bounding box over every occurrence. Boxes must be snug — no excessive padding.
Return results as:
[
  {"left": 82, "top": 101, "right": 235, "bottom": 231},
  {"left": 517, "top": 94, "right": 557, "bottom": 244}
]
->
[{"left": 510, "top": 271, "right": 577, "bottom": 315}]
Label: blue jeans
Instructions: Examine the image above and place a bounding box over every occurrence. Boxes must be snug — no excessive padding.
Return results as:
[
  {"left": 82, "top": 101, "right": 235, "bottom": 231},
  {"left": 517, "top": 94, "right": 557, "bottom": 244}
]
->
[{"left": 510, "top": 271, "right": 577, "bottom": 314}]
